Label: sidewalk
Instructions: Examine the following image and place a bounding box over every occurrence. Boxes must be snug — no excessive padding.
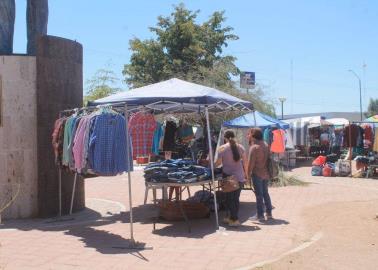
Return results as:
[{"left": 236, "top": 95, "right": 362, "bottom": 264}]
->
[{"left": 1, "top": 168, "right": 378, "bottom": 270}]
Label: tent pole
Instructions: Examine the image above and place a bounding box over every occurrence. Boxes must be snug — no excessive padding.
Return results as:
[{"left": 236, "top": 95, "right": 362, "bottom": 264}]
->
[
  {"left": 58, "top": 167, "right": 62, "bottom": 217},
  {"left": 252, "top": 110, "right": 257, "bottom": 127},
  {"left": 205, "top": 106, "right": 220, "bottom": 230},
  {"left": 124, "top": 103, "right": 135, "bottom": 243},
  {"left": 69, "top": 172, "right": 78, "bottom": 215},
  {"left": 348, "top": 121, "right": 352, "bottom": 174}
]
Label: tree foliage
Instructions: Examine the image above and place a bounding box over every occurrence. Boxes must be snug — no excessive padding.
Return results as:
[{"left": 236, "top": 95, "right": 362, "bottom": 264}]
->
[
  {"left": 84, "top": 69, "right": 122, "bottom": 105},
  {"left": 366, "top": 98, "right": 378, "bottom": 117},
  {"left": 123, "top": 3, "right": 275, "bottom": 115}
]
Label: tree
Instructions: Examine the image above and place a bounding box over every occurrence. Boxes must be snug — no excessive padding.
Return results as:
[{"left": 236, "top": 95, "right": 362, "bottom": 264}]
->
[
  {"left": 84, "top": 69, "right": 122, "bottom": 105},
  {"left": 366, "top": 98, "right": 378, "bottom": 117},
  {"left": 123, "top": 3, "right": 274, "bottom": 115}
]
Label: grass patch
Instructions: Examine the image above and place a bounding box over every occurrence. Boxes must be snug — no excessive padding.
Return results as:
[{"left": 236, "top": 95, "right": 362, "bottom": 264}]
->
[{"left": 270, "top": 167, "right": 308, "bottom": 187}]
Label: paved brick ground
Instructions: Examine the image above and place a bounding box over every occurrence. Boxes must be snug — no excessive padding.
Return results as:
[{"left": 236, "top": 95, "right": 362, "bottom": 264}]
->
[{"left": 1, "top": 166, "right": 378, "bottom": 270}]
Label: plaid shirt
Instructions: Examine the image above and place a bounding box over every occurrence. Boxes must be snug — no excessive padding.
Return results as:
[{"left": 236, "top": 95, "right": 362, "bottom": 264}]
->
[
  {"left": 88, "top": 113, "right": 133, "bottom": 175},
  {"left": 128, "top": 112, "right": 157, "bottom": 159}
]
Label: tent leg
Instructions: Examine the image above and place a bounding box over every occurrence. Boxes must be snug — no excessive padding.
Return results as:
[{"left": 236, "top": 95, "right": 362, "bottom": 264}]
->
[
  {"left": 69, "top": 172, "right": 78, "bottom": 215},
  {"left": 58, "top": 167, "right": 62, "bottom": 217},
  {"left": 205, "top": 107, "right": 220, "bottom": 230},
  {"left": 110, "top": 104, "right": 152, "bottom": 251},
  {"left": 124, "top": 104, "right": 134, "bottom": 243}
]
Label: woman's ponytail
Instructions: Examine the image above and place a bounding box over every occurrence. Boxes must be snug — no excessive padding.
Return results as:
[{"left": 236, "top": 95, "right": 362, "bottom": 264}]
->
[{"left": 224, "top": 130, "right": 241, "bottom": 162}]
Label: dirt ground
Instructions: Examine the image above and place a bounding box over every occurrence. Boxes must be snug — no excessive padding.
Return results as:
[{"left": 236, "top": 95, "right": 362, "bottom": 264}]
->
[{"left": 258, "top": 199, "right": 378, "bottom": 270}]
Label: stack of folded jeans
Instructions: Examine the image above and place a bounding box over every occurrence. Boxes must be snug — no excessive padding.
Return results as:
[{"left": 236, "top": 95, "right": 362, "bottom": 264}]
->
[{"left": 144, "top": 159, "right": 211, "bottom": 183}]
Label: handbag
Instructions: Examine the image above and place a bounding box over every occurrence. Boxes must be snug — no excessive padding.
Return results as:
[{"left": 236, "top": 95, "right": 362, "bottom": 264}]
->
[{"left": 220, "top": 175, "right": 240, "bottom": 193}]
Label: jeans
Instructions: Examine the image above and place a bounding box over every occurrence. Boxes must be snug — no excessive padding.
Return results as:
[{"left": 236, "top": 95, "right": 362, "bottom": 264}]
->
[
  {"left": 226, "top": 183, "right": 243, "bottom": 221},
  {"left": 252, "top": 175, "right": 272, "bottom": 218}
]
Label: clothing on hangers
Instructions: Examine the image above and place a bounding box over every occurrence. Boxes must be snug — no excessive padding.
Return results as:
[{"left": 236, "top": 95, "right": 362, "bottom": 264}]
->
[
  {"left": 343, "top": 124, "right": 360, "bottom": 147},
  {"left": 88, "top": 112, "right": 133, "bottom": 175},
  {"left": 263, "top": 127, "right": 273, "bottom": 145},
  {"left": 177, "top": 123, "right": 194, "bottom": 143},
  {"left": 54, "top": 108, "right": 134, "bottom": 176},
  {"left": 152, "top": 122, "right": 164, "bottom": 155},
  {"left": 128, "top": 111, "right": 157, "bottom": 159},
  {"left": 52, "top": 117, "right": 67, "bottom": 166},
  {"left": 72, "top": 115, "right": 92, "bottom": 173},
  {"left": 163, "top": 120, "right": 178, "bottom": 152},
  {"left": 270, "top": 129, "right": 285, "bottom": 153},
  {"left": 373, "top": 127, "right": 378, "bottom": 152},
  {"left": 62, "top": 116, "right": 77, "bottom": 166}
]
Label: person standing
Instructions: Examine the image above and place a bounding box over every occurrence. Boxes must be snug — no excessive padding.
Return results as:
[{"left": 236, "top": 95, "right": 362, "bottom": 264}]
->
[
  {"left": 215, "top": 130, "right": 247, "bottom": 226},
  {"left": 247, "top": 128, "right": 273, "bottom": 221}
]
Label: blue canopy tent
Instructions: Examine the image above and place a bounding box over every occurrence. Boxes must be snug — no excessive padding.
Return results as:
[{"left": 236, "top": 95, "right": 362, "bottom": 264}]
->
[
  {"left": 223, "top": 111, "right": 289, "bottom": 129},
  {"left": 89, "top": 78, "right": 253, "bottom": 231}
]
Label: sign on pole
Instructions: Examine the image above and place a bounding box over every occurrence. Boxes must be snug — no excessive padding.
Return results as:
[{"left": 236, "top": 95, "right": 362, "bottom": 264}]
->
[{"left": 240, "top": 71, "right": 255, "bottom": 89}]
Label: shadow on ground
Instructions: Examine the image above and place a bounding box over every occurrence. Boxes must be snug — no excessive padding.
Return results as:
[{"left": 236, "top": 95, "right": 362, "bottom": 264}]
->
[{"left": 0, "top": 199, "right": 289, "bottom": 255}]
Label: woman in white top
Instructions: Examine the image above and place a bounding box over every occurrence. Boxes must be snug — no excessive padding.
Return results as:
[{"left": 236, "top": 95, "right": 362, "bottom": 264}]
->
[{"left": 215, "top": 130, "right": 247, "bottom": 226}]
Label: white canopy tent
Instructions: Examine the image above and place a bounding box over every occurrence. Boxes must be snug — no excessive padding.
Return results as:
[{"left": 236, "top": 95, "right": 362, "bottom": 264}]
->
[{"left": 89, "top": 78, "right": 254, "bottom": 239}]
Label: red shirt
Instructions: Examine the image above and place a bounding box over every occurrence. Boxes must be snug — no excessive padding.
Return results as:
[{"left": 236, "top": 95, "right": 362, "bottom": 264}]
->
[{"left": 128, "top": 112, "right": 157, "bottom": 159}]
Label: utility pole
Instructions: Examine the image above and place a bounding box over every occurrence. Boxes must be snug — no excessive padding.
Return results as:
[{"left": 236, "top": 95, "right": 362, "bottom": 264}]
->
[
  {"left": 278, "top": 97, "right": 286, "bottom": 120},
  {"left": 348, "top": 69, "right": 363, "bottom": 121}
]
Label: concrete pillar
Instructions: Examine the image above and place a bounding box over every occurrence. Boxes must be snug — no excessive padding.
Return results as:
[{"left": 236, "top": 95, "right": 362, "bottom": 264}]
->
[
  {"left": 0, "top": 55, "right": 38, "bottom": 219},
  {"left": 36, "top": 35, "right": 84, "bottom": 217}
]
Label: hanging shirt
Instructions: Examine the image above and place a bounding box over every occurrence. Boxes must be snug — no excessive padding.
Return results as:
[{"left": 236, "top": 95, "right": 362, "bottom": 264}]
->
[
  {"left": 363, "top": 125, "right": 373, "bottom": 149},
  {"left": 52, "top": 117, "right": 66, "bottom": 166},
  {"left": 88, "top": 112, "right": 133, "bottom": 175},
  {"left": 62, "top": 116, "right": 76, "bottom": 166},
  {"left": 152, "top": 122, "right": 164, "bottom": 155},
  {"left": 271, "top": 129, "right": 285, "bottom": 153},
  {"left": 343, "top": 124, "right": 360, "bottom": 147},
  {"left": 285, "top": 130, "right": 295, "bottom": 150},
  {"left": 72, "top": 116, "right": 92, "bottom": 173},
  {"left": 177, "top": 124, "right": 194, "bottom": 143},
  {"left": 82, "top": 115, "right": 97, "bottom": 172},
  {"left": 68, "top": 117, "right": 81, "bottom": 169},
  {"left": 163, "top": 121, "right": 178, "bottom": 151},
  {"left": 373, "top": 128, "right": 378, "bottom": 152},
  {"left": 128, "top": 112, "right": 157, "bottom": 159},
  {"left": 263, "top": 128, "right": 273, "bottom": 145}
]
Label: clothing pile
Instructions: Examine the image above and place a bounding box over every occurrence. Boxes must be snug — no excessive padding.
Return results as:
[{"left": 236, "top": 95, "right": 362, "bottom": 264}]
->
[
  {"left": 52, "top": 110, "right": 133, "bottom": 176},
  {"left": 187, "top": 190, "right": 217, "bottom": 211},
  {"left": 143, "top": 159, "right": 213, "bottom": 184}
]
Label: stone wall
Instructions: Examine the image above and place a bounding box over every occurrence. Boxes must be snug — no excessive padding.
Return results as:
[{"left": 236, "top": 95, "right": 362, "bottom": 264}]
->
[{"left": 0, "top": 55, "right": 38, "bottom": 219}]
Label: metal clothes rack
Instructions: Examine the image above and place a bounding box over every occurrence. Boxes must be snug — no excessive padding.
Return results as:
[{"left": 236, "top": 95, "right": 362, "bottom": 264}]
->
[{"left": 57, "top": 103, "right": 146, "bottom": 249}]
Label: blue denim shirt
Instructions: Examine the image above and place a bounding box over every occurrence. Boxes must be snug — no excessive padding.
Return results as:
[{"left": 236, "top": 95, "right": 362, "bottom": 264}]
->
[{"left": 88, "top": 113, "right": 133, "bottom": 175}]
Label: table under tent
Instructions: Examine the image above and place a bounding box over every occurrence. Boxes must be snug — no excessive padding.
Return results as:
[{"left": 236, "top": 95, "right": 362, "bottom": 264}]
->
[{"left": 83, "top": 78, "right": 253, "bottom": 239}]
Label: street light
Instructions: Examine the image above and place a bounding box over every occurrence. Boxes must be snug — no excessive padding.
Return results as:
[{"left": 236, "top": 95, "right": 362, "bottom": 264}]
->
[
  {"left": 278, "top": 97, "right": 286, "bottom": 120},
  {"left": 348, "top": 69, "right": 363, "bottom": 121}
]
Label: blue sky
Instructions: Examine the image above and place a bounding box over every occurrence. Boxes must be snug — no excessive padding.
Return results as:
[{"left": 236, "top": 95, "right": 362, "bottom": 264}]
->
[{"left": 13, "top": 0, "right": 378, "bottom": 115}]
